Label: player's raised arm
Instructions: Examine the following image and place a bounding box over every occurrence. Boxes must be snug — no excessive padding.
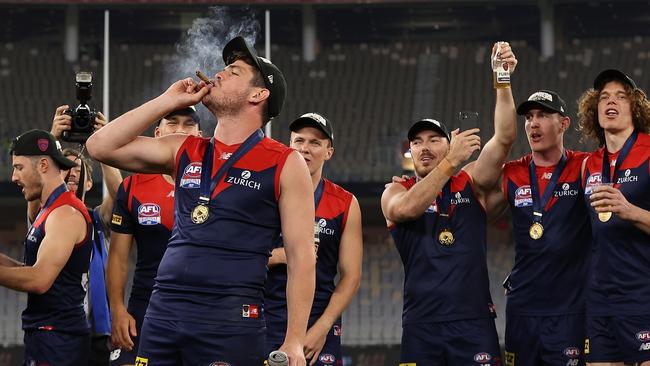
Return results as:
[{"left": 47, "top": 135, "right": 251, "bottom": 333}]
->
[{"left": 86, "top": 78, "right": 210, "bottom": 174}]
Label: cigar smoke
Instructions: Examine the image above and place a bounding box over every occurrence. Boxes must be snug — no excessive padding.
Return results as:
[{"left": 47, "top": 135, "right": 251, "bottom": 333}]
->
[
  {"left": 169, "top": 6, "right": 260, "bottom": 87},
  {"left": 165, "top": 6, "right": 261, "bottom": 132}
]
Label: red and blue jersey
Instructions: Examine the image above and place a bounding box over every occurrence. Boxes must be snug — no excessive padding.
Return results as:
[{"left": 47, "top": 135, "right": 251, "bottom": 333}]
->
[
  {"left": 22, "top": 184, "right": 92, "bottom": 334},
  {"left": 264, "top": 179, "right": 353, "bottom": 339},
  {"left": 389, "top": 171, "right": 496, "bottom": 324},
  {"left": 582, "top": 132, "right": 650, "bottom": 316},
  {"left": 502, "top": 150, "right": 591, "bottom": 316},
  {"left": 146, "top": 135, "right": 292, "bottom": 325},
  {"left": 110, "top": 174, "right": 175, "bottom": 303}
]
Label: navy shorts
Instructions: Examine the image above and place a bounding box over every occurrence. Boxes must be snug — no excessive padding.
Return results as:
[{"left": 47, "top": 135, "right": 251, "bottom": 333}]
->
[
  {"left": 586, "top": 315, "right": 650, "bottom": 363},
  {"left": 400, "top": 318, "right": 502, "bottom": 365},
  {"left": 110, "top": 298, "right": 148, "bottom": 366},
  {"left": 135, "top": 317, "right": 266, "bottom": 366},
  {"left": 504, "top": 313, "right": 585, "bottom": 366},
  {"left": 266, "top": 321, "right": 342, "bottom": 366},
  {"left": 24, "top": 329, "right": 89, "bottom": 366}
]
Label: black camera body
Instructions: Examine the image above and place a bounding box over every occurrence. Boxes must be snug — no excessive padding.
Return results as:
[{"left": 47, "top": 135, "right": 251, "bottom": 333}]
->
[{"left": 62, "top": 71, "right": 97, "bottom": 143}]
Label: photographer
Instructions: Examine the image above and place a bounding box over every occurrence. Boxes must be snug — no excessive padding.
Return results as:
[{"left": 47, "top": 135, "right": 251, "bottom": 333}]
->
[{"left": 27, "top": 106, "right": 123, "bottom": 366}]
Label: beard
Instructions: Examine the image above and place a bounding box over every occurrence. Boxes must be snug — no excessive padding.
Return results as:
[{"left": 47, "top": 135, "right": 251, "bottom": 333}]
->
[
  {"left": 203, "top": 88, "right": 250, "bottom": 118},
  {"left": 23, "top": 175, "right": 44, "bottom": 202}
]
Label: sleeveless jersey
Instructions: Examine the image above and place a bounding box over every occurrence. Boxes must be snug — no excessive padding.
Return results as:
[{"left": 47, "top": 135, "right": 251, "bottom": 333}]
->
[
  {"left": 389, "top": 171, "right": 496, "bottom": 324},
  {"left": 582, "top": 132, "right": 650, "bottom": 316},
  {"left": 110, "top": 174, "right": 175, "bottom": 303},
  {"left": 502, "top": 150, "right": 591, "bottom": 316},
  {"left": 22, "top": 184, "right": 92, "bottom": 334},
  {"left": 265, "top": 179, "right": 353, "bottom": 337},
  {"left": 146, "top": 135, "right": 292, "bottom": 324}
]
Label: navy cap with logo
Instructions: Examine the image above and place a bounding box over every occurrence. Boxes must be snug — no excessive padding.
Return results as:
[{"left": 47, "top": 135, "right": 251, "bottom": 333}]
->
[
  {"left": 517, "top": 90, "right": 568, "bottom": 117},
  {"left": 222, "top": 36, "right": 287, "bottom": 119},
  {"left": 160, "top": 105, "right": 201, "bottom": 128},
  {"left": 10, "top": 129, "right": 77, "bottom": 170},
  {"left": 407, "top": 118, "right": 450, "bottom": 141},
  {"left": 593, "top": 69, "right": 638, "bottom": 91},
  {"left": 289, "top": 112, "right": 334, "bottom": 145}
]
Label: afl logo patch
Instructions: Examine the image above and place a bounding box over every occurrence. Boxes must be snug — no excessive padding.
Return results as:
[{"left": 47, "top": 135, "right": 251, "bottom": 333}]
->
[
  {"left": 138, "top": 203, "right": 161, "bottom": 225},
  {"left": 584, "top": 173, "right": 602, "bottom": 195},
  {"left": 180, "top": 162, "right": 202, "bottom": 189},
  {"left": 319, "top": 354, "right": 336, "bottom": 364},
  {"left": 514, "top": 185, "right": 532, "bottom": 207},
  {"left": 564, "top": 347, "right": 580, "bottom": 358},
  {"left": 473, "top": 352, "right": 491, "bottom": 363}
]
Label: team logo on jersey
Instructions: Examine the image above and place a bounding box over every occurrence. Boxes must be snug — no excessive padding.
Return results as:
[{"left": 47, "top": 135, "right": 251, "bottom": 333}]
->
[
  {"left": 584, "top": 173, "right": 602, "bottom": 195},
  {"left": 316, "top": 218, "right": 335, "bottom": 236},
  {"left": 473, "top": 352, "right": 492, "bottom": 363},
  {"left": 242, "top": 304, "right": 259, "bottom": 318},
  {"left": 554, "top": 182, "right": 578, "bottom": 198},
  {"left": 135, "top": 357, "right": 149, "bottom": 366},
  {"left": 138, "top": 203, "right": 161, "bottom": 225},
  {"left": 226, "top": 169, "right": 262, "bottom": 190},
  {"left": 319, "top": 354, "right": 336, "bottom": 365},
  {"left": 180, "top": 162, "right": 202, "bottom": 188},
  {"left": 333, "top": 324, "right": 342, "bottom": 336},
  {"left": 450, "top": 191, "right": 470, "bottom": 205},
  {"left": 514, "top": 185, "right": 532, "bottom": 207},
  {"left": 617, "top": 168, "right": 639, "bottom": 184}
]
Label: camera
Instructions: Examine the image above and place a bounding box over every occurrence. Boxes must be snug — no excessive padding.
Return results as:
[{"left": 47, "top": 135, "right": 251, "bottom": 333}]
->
[{"left": 62, "top": 71, "right": 97, "bottom": 143}]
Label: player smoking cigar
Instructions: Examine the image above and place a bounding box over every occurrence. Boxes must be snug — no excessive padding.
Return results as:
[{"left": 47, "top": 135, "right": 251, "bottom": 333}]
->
[{"left": 195, "top": 70, "right": 213, "bottom": 85}]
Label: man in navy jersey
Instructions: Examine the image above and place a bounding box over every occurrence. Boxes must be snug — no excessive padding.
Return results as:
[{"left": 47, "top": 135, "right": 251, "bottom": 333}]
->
[
  {"left": 27, "top": 106, "right": 124, "bottom": 366},
  {"left": 107, "top": 106, "right": 201, "bottom": 366},
  {"left": 497, "top": 86, "right": 591, "bottom": 366},
  {"left": 87, "top": 36, "right": 315, "bottom": 366},
  {"left": 577, "top": 69, "right": 650, "bottom": 365},
  {"left": 265, "top": 113, "right": 363, "bottom": 366},
  {"left": 381, "top": 42, "right": 517, "bottom": 365},
  {"left": 1, "top": 129, "right": 91, "bottom": 365}
]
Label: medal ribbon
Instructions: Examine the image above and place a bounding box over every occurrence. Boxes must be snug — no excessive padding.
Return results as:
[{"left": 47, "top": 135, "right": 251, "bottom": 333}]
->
[
  {"left": 602, "top": 130, "right": 637, "bottom": 184},
  {"left": 197, "top": 129, "right": 264, "bottom": 207},
  {"left": 528, "top": 150, "right": 567, "bottom": 225},
  {"left": 435, "top": 180, "right": 453, "bottom": 230},
  {"left": 314, "top": 179, "right": 325, "bottom": 210},
  {"left": 33, "top": 184, "right": 68, "bottom": 224}
]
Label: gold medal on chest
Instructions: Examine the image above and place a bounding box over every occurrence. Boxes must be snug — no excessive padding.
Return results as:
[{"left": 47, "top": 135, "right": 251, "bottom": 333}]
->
[
  {"left": 438, "top": 229, "right": 455, "bottom": 246},
  {"left": 529, "top": 222, "right": 544, "bottom": 240},
  {"left": 191, "top": 204, "right": 209, "bottom": 224}
]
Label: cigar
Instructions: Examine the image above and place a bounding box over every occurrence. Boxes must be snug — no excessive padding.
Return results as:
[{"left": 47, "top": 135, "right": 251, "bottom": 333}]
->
[{"left": 195, "top": 70, "right": 213, "bottom": 85}]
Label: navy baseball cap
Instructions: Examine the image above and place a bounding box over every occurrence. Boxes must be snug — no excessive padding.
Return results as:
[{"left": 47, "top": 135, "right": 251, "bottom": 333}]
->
[
  {"left": 407, "top": 118, "right": 450, "bottom": 141},
  {"left": 517, "top": 90, "right": 568, "bottom": 117},
  {"left": 289, "top": 112, "right": 334, "bottom": 145},
  {"left": 11, "top": 129, "right": 77, "bottom": 170},
  {"left": 594, "top": 69, "right": 637, "bottom": 91},
  {"left": 223, "top": 36, "right": 287, "bottom": 119}
]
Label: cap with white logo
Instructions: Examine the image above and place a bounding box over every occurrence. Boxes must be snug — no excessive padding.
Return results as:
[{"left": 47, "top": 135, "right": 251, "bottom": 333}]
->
[
  {"left": 516, "top": 89, "right": 568, "bottom": 117},
  {"left": 407, "top": 118, "right": 450, "bottom": 141},
  {"left": 289, "top": 112, "right": 334, "bottom": 145}
]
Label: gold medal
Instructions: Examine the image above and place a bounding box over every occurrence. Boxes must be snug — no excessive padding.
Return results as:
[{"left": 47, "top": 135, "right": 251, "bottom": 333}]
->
[
  {"left": 191, "top": 204, "right": 209, "bottom": 224},
  {"left": 529, "top": 222, "right": 544, "bottom": 240},
  {"left": 438, "top": 229, "right": 455, "bottom": 246},
  {"left": 598, "top": 211, "right": 612, "bottom": 222}
]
